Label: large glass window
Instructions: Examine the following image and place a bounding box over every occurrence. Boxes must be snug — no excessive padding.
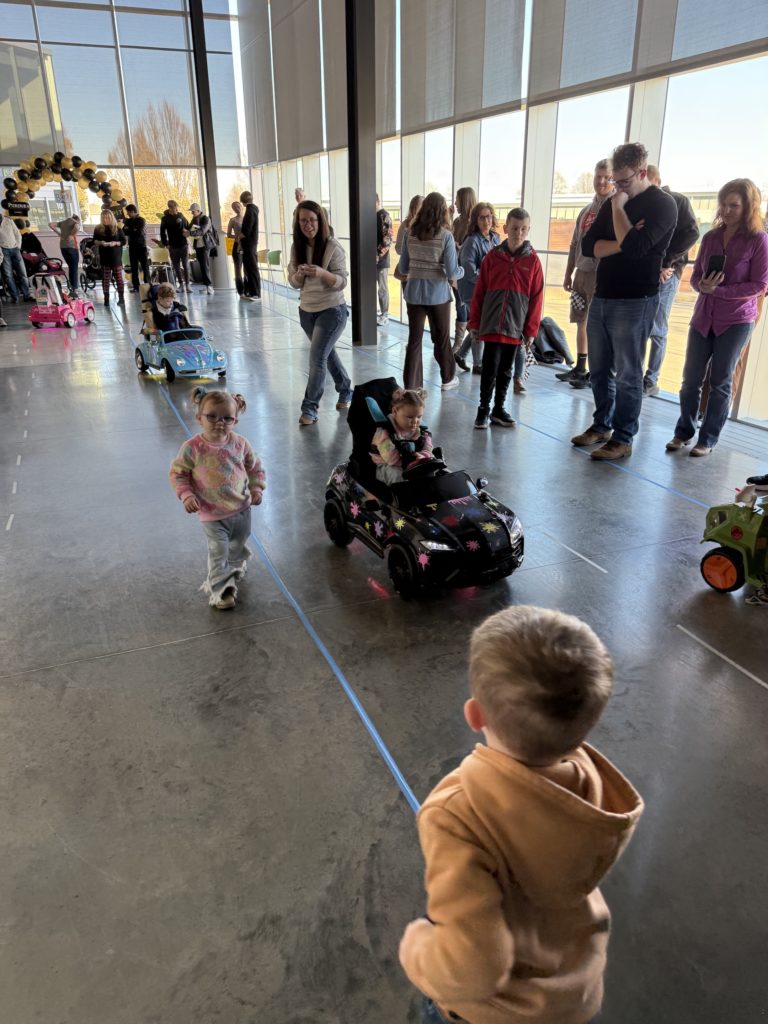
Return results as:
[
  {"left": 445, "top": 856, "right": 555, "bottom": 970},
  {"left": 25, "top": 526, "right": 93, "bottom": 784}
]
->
[
  {"left": 207, "top": 51, "right": 245, "bottom": 166},
  {"left": 204, "top": 16, "right": 234, "bottom": 52},
  {"left": 36, "top": 6, "right": 115, "bottom": 45},
  {"left": 0, "top": 4, "right": 36, "bottom": 39},
  {"left": 478, "top": 111, "right": 525, "bottom": 217},
  {"left": 45, "top": 45, "right": 127, "bottom": 164},
  {"left": 116, "top": 14, "right": 188, "bottom": 48},
  {"left": 133, "top": 167, "right": 201, "bottom": 224},
  {"left": 120, "top": 49, "right": 199, "bottom": 165},
  {"left": 217, "top": 167, "right": 249, "bottom": 230},
  {"left": 424, "top": 126, "right": 453, "bottom": 200},
  {"left": 0, "top": 42, "right": 54, "bottom": 154},
  {"left": 657, "top": 56, "right": 768, "bottom": 398}
]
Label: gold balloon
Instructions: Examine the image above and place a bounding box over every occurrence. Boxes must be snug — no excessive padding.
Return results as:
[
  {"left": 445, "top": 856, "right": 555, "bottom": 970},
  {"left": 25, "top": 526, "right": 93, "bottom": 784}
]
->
[
  {"left": 112, "top": 190, "right": 124, "bottom": 202},
  {"left": 77, "top": 177, "right": 89, "bottom": 190},
  {"left": 20, "top": 160, "right": 32, "bottom": 171},
  {"left": 86, "top": 161, "right": 97, "bottom": 172},
  {"left": 108, "top": 179, "right": 119, "bottom": 189},
  {"left": 42, "top": 152, "right": 53, "bottom": 163},
  {"left": 95, "top": 170, "right": 107, "bottom": 183},
  {"left": 72, "top": 168, "right": 82, "bottom": 181},
  {"left": 42, "top": 168, "right": 53, "bottom": 182},
  {"left": 61, "top": 157, "right": 73, "bottom": 170}
]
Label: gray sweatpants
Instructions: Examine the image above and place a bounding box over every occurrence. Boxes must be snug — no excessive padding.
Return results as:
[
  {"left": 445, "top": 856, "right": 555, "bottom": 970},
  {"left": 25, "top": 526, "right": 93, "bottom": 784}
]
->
[{"left": 201, "top": 506, "right": 252, "bottom": 603}]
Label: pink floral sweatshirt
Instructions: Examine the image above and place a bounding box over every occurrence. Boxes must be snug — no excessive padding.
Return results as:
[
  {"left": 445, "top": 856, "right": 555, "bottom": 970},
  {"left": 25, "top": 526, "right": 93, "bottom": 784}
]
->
[{"left": 169, "top": 433, "right": 266, "bottom": 522}]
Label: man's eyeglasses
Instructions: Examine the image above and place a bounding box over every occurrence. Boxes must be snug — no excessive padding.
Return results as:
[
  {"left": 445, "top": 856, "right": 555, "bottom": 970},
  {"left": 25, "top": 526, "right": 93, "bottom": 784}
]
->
[
  {"left": 611, "top": 170, "right": 639, "bottom": 188},
  {"left": 202, "top": 413, "right": 235, "bottom": 424}
]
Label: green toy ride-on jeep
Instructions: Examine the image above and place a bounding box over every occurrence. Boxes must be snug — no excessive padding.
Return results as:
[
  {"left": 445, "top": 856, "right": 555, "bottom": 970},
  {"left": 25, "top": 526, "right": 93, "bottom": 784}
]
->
[{"left": 700, "top": 490, "right": 768, "bottom": 593}]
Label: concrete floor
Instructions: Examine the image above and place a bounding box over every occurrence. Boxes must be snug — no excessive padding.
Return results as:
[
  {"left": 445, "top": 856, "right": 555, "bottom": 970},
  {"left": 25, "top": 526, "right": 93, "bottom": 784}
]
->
[{"left": 1, "top": 285, "right": 767, "bottom": 1024}]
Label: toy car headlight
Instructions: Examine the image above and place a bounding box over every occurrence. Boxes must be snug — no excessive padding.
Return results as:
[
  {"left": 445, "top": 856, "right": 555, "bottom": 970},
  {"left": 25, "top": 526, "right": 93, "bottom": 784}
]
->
[
  {"left": 175, "top": 358, "right": 185, "bottom": 366},
  {"left": 215, "top": 352, "right": 225, "bottom": 361},
  {"left": 420, "top": 540, "right": 453, "bottom": 552},
  {"left": 507, "top": 519, "right": 523, "bottom": 543}
]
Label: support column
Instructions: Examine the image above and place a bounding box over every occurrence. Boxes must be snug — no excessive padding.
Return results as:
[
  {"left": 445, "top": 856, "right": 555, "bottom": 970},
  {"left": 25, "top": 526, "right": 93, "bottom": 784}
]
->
[
  {"left": 345, "top": 0, "right": 377, "bottom": 346},
  {"left": 189, "top": 0, "right": 229, "bottom": 290}
]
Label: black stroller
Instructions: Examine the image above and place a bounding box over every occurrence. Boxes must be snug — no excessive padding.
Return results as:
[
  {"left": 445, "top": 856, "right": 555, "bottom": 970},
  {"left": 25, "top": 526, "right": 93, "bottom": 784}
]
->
[
  {"left": 323, "top": 378, "right": 525, "bottom": 597},
  {"left": 79, "top": 236, "right": 101, "bottom": 293}
]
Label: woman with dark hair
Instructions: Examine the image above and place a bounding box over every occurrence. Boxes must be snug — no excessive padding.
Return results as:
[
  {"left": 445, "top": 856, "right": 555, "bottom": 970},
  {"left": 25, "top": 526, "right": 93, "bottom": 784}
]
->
[
  {"left": 396, "top": 192, "right": 463, "bottom": 390},
  {"left": 376, "top": 207, "right": 393, "bottom": 326},
  {"left": 93, "top": 209, "right": 126, "bottom": 306},
  {"left": 667, "top": 178, "right": 768, "bottom": 457},
  {"left": 455, "top": 202, "right": 500, "bottom": 374},
  {"left": 451, "top": 187, "right": 477, "bottom": 352},
  {"left": 395, "top": 195, "right": 423, "bottom": 255},
  {"left": 288, "top": 200, "right": 352, "bottom": 426}
]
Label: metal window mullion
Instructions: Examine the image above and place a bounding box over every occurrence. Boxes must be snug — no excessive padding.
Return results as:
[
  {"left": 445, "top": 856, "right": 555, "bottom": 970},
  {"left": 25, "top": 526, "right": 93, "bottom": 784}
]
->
[
  {"left": 111, "top": 3, "right": 136, "bottom": 175},
  {"left": 29, "top": 0, "right": 59, "bottom": 153}
]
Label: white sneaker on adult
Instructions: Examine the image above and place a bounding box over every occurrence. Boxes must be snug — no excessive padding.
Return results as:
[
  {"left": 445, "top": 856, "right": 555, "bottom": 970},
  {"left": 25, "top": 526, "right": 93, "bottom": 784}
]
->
[
  {"left": 206, "top": 285, "right": 214, "bottom": 295},
  {"left": 0, "top": 318, "right": 7, "bottom": 328},
  {"left": 441, "top": 376, "right": 460, "bottom": 391}
]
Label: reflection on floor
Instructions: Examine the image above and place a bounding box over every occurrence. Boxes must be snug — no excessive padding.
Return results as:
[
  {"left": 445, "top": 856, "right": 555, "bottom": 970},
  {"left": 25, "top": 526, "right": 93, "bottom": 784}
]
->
[{"left": 1, "top": 286, "right": 767, "bottom": 1024}]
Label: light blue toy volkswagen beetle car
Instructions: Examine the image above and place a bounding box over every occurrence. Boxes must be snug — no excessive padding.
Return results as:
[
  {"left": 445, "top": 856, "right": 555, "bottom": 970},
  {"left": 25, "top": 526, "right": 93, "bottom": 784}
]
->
[{"left": 134, "top": 327, "right": 228, "bottom": 383}]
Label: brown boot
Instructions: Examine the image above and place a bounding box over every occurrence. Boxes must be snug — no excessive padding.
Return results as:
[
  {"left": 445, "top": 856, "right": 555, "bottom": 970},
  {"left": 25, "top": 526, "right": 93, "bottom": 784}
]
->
[
  {"left": 571, "top": 427, "right": 612, "bottom": 447},
  {"left": 452, "top": 321, "right": 468, "bottom": 355},
  {"left": 590, "top": 440, "right": 632, "bottom": 460}
]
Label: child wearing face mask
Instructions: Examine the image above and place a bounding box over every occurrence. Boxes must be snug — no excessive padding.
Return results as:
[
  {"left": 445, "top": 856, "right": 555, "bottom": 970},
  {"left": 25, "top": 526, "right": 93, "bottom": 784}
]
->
[{"left": 152, "top": 282, "right": 190, "bottom": 332}]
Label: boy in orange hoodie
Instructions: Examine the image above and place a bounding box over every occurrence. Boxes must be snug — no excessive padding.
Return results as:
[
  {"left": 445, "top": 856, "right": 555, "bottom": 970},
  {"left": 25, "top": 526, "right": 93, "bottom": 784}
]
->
[{"left": 399, "top": 605, "right": 643, "bottom": 1024}]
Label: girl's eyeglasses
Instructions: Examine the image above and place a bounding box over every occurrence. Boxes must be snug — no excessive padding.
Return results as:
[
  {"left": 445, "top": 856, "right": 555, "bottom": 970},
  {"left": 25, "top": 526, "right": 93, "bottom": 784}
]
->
[{"left": 202, "top": 413, "right": 235, "bottom": 424}]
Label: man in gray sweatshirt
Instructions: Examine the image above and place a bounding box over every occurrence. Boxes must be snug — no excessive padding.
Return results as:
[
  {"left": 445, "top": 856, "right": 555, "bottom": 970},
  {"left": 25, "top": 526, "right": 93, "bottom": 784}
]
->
[{"left": 558, "top": 159, "right": 614, "bottom": 388}]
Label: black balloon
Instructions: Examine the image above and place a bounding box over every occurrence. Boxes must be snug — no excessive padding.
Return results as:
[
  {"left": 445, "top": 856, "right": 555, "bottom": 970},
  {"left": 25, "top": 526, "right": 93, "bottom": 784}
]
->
[
  {"left": 17, "top": 168, "right": 30, "bottom": 182},
  {"left": 6, "top": 190, "right": 18, "bottom": 202},
  {"left": 26, "top": 189, "right": 35, "bottom": 199},
  {"left": 30, "top": 170, "right": 42, "bottom": 180},
  {"left": 51, "top": 163, "right": 62, "bottom": 175},
  {"left": 3, "top": 176, "right": 15, "bottom": 190},
  {"left": 13, "top": 218, "right": 25, "bottom": 229},
  {"left": 53, "top": 151, "right": 65, "bottom": 163},
  {"left": 61, "top": 169, "right": 73, "bottom": 181},
  {"left": 25, "top": 219, "right": 30, "bottom": 228},
  {"left": 118, "top": 198, "right": 127, "bottom": 208},
  {"left": 0, "top": 200, "right": 8, "bottom": 210},
  {"left": 72, "top": 155, "right": 82, "bottom": 167},
  {"left": 88, "top": 180, "right": 101, "bottom": 193},
  {"left": 83, "top": 168, "right": 95, "bottom": 180},
  {"left": 34, "top": 157, "right": 47, "bottom": 169}
]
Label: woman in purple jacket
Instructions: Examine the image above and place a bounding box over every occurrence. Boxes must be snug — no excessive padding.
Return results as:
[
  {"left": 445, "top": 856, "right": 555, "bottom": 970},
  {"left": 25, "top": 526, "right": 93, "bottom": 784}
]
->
[{"left": 667, "top": 178, "right": 768, "bottom": 457}]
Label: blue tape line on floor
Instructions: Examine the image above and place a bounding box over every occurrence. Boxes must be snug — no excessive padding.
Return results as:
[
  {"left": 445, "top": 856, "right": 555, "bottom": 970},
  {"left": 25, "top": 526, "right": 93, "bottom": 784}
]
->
[{"left": 159, "top": 385, "right": 421, "bottom": 816}]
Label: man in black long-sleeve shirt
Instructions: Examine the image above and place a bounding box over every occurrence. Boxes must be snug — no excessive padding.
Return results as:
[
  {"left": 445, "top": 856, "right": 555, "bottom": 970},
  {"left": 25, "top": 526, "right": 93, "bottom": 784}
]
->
[
  {"left": 160, "top": 200, "right": 191, "bottom": 292},
  {"left": 574, "top": 142, "right": 678, "bottom": 460},
  {"left": 238, "top": 190, "right": 261, "bottom": 301},
  {"left": 123, "top": 204, "right": 150, "bottom": 292},
  {"left": 642, "top": 166, "right": 699, "bottom": 395}
]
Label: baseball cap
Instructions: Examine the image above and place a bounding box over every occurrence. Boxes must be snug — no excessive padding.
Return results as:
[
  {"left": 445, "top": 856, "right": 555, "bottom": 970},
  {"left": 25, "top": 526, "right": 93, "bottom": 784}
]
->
[{"left": 189, "top": 203, "right": 201, "bottom": 212}]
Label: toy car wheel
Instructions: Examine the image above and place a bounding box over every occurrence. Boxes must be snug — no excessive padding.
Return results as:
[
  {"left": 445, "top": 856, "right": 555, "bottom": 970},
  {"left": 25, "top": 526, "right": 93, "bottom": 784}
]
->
[
  {"left": 162, "top": 359, "right": 176, "bottom": 383},
  {"left": 135, "top": 348, "right": 148, "bottom": 372},
  {"left": 31, "top": 322, "right": 42, "bottom": 328},
  {"left": 65, "top": 313, "right": 75, "bottom": 328},
  {"left": 323, "top": 498, "right": 352, "bottom": 547},
  {"left": 387, "top": 543, "right": 420, "bottom": 599},
  {"left": 700, "top": 546, "right": 745, "bottom": 593},
  {"left": 85, "top": 308, "right": 95, "bottom": 323},
  {"left": 218, "top": 370, "right": 227, "bottom": 378}
]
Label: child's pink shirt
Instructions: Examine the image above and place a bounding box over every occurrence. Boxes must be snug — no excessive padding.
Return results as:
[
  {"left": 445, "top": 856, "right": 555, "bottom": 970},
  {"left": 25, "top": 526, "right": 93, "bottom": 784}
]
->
[{"left": 169, "top": 432, "right": 266, "bottom": 522}]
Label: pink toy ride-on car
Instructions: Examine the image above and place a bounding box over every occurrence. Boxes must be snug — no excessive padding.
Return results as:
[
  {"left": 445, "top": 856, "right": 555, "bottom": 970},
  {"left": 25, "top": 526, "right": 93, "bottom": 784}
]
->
[{"left": 28, "top": 258, "right": 95, "bottom": 329}]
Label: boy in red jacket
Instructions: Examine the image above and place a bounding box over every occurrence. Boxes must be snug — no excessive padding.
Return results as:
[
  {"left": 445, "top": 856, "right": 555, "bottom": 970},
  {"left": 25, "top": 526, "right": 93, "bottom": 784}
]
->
[{"left": 469, "top": 209, "right": 544, "bottom": 429}]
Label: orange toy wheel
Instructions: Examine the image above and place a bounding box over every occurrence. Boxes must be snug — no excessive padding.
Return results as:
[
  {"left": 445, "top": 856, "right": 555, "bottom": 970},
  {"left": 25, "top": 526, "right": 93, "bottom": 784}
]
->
[{"left": 700, "top": 547, "right": 745, "bottom": 593}]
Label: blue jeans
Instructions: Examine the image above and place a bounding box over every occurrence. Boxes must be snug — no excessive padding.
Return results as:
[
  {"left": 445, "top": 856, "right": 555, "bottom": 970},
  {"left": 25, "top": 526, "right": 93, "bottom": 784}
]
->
[
  {"left": 645, "top": 273, "right": 680, "bottom": 384},
  {"left": 298, "top": 304, "right": 352, "bottom": 420},
  {"left": 587, "top": 295, "right": 657, "bottom": 445},
  {"left": 2, "top": 246, "right": 31, "bottom": 299},
  {"left": 201, "top": 506, "right": 252, "bottom": 603},
  {"left": 674, "top": 322, "right": 752, "bottom": 449},
  {"left": 421, "top": 998, "right": 597, "bottom": 1024},
  {"left": 458, "top": 330, "right": 483, "bottom": 367},
  {"left": 453, "top": 287, "right": 468, "bottom": 323},
  {"left": 61, "top": 247, "right": 79, "bottom": 293}
]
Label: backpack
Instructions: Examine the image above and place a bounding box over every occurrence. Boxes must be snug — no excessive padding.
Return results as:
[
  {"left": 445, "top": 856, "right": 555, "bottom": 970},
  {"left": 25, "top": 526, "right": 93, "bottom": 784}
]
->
[{"left": 204, "top": 220, "right": 220, "bottom": 257}]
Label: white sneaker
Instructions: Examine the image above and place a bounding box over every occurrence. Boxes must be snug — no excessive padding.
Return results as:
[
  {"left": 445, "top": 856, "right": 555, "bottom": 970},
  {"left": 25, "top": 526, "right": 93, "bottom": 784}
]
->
[
  {"left": 239, "top": 294, "right": 249, "bottom": 301},
  {"left": 377, "top": 314, "right": 389, "bottom": 326},
  {"left": 441, "top": 376, "right": 460, "bottom": 390},
  {"left": 206, "top": 285, "right": 214, "bottom": 295},
  {"left": 0, "top": 317, "right": 6, "bottom": 328},
  {"left": 213, "top": 588, "right": 236, "bottom": 609}
]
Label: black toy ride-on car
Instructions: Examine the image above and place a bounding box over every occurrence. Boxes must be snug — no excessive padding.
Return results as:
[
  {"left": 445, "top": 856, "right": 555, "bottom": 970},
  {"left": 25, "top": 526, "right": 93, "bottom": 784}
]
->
[{"left": 323, "top": 377, "right": 525, "bottom": 598}]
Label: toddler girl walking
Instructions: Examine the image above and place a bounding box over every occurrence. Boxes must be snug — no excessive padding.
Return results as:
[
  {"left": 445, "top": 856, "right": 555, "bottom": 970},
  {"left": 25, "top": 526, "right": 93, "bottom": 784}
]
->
[{"left": 170, "top": 388, "right": 266, "bottom": 609}]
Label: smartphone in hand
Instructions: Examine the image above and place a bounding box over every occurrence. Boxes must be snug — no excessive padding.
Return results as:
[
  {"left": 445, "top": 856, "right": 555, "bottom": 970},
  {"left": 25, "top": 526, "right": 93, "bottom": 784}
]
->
[{"left": 705, "top": 254, "right": 726, "bottom": 277}]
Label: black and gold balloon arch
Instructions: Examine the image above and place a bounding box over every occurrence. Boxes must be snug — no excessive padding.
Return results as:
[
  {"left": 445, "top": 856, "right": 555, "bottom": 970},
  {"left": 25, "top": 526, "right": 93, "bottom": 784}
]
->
[{"left": 3, "top": 152, "right": 130, "bottom": 231}]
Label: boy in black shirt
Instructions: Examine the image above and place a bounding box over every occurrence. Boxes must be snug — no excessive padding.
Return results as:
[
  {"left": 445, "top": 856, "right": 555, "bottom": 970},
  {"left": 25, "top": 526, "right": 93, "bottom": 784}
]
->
[{"left": 574, "top": 143, "right": 677, "bottom": 460}]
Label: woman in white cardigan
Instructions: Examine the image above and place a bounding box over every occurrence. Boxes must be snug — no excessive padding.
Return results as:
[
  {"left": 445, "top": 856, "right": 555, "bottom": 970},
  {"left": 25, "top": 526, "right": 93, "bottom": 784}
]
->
[{"left": 288, "top": 201, "right": 353, "bottom": 426}]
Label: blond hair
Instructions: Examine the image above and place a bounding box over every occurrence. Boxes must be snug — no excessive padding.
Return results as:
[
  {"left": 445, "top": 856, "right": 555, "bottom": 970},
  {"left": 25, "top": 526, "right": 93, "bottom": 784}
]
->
[
  {"left": 391, "top": 387, "right": 427, "bottom": 412},
  {"left": 469, "top": 606, "right": 613, "bottom": 762},
  {"left": 192, "top": 386, "right": 247, "bottom": 415}
]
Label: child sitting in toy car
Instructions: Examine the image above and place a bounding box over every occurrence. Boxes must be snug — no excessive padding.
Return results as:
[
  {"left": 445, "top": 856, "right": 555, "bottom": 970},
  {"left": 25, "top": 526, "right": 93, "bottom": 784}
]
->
[
  {"left": 371, "top": 387, "right": 435, "bottom": 486},
  {"left": 151, "top": 282, "right": 190, "bottom": 332}
]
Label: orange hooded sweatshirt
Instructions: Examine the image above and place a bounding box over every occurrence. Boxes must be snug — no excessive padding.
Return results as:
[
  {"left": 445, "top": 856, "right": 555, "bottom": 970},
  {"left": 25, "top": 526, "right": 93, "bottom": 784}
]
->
[{"left": 400, "top": 743, "right": 643, "bottom": 1024}]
